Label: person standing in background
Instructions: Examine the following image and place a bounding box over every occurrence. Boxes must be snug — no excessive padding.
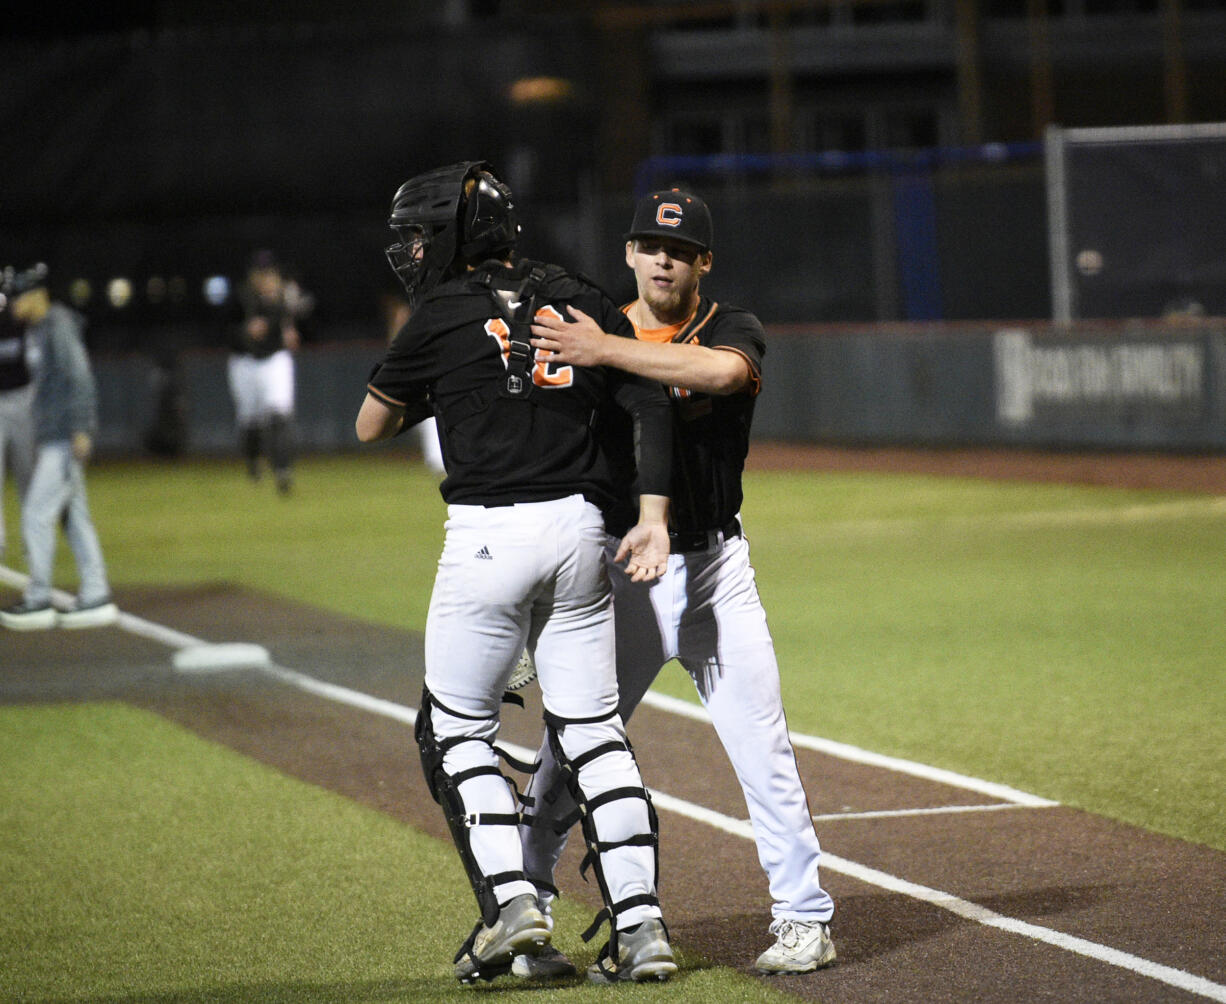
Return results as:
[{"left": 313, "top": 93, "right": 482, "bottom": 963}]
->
[
  {"left": 0, "top": 268, "right": 37, "bottom": 564},
  {"left": 227, "top": 250, "right": 312, "bottom": 494},
  {"left": 0, "top": 263, "right": 118, "bottom": 631}
]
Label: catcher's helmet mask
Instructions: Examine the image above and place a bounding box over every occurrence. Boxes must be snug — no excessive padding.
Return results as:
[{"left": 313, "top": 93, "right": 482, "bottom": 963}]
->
[{"left": 385, "top": 161, "right": 520, "bottom": 305}]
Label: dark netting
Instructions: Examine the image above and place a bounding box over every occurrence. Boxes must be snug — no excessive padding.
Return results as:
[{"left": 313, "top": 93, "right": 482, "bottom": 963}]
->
[{"left": 1054, "top": 126, "right": 1226, "bottom": 320}]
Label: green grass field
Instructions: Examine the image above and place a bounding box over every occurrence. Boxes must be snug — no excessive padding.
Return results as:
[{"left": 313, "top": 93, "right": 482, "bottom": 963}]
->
[{"left": 3, "top": 449, "right": 1224, "bottom": 1000}]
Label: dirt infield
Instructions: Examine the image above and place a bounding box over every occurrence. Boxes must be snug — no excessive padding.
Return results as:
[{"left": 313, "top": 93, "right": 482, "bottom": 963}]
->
[{"left": 4, "top": 577, "right": 1224, "bottom": 1003}]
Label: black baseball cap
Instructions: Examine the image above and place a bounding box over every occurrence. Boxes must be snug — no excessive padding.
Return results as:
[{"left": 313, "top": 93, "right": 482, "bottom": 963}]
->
[{"left": 624, "top": 188, "right": 713, "bottom": 252}]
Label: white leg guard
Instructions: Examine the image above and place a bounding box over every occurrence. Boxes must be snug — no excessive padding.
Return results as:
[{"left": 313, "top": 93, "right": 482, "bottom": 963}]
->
[
  {"left": 416, "top": 688, "right": 536, "bottom": 925},
  {"left": 542, "top": 707, "right": 662, "bottom": 941}
]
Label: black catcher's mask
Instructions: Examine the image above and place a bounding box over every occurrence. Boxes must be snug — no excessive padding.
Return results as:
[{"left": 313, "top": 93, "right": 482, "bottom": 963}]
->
[{"left": 385, "top": 161, "right": 520, "bottom": 306}]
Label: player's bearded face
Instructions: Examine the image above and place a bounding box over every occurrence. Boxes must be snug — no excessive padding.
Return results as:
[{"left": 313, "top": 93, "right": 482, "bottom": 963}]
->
[{"left": 627, "top": 239, "right": 711, "bottom": 320}]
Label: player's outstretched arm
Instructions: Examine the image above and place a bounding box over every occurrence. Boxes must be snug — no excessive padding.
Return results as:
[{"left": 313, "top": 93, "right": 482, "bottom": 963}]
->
[
  {"left": 531, "top": 305, "right": 751, "bottom": 395},
  {"left": 355, "top": 393, "right": 405, "bottom": 442},
  {"left": 615, "top": 494, "right": 670, "bottom": 582}
]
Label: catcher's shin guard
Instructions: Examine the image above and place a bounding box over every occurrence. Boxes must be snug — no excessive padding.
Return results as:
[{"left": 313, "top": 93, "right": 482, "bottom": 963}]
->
[
  {"left": 415, "top": 686, "right": 536, "bottom": 926},
  {"left": 541, "top": 707, "right": 662, "bottom": 953}
]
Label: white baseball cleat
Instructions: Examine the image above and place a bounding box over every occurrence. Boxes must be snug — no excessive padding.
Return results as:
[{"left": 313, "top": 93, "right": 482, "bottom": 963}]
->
[
  {"left": 454, "top": 893, "right": 551, "bottom": 984},
  {"left": 587, "top": 918, "right": 677, "bottom": 983},
  {"left": 512, "top": 944, "right": 577, "bottom": 979},
  {"left": 506, "top": 649, "right": 537, "bottom": 690},
  {"left": 512, "top": 893, "right": 575, "bottom": 978},
  {"left": 754, "top": 917, "right": 836, "bottom": 974}
]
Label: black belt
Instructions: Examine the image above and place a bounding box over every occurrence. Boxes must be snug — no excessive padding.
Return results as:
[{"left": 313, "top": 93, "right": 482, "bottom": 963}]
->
[{"left": 668, "top": 518, "right": 742, "bottom": 554}]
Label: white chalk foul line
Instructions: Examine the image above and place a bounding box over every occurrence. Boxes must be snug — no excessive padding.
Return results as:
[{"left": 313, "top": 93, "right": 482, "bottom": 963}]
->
[
  {"left": 1, "top": 565, "right": 205, "bottom": 649},
  {"left": 262, "top": 663, "right": 418, "bottom": 726},
  {"left": 639, "top": 689, "right": 1058, "bottom": 808},
  {"left": 827, "top": 852, "right": 1226, "bottom": 1003},
  {"left": 812, "top": 803, "right": 1032, "bottom": 823},
  {"left": 251, "top": 667, "right": 1225, "bottom": 1003}
]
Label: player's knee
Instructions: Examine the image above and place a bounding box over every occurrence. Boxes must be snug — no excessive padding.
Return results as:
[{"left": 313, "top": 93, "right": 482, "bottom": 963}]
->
[{"left": 550, "top": 712, "right": 627, "bottom": 762}]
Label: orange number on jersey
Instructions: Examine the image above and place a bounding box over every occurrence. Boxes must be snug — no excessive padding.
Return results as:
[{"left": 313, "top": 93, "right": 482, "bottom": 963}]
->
[
  {"left": 484, "top": 305, "right": 574, "bottom": 389},
  {"left": 530, "top": 305, "right": 574, "bottom": 388},
  {"left": 485, "top": 316, "right": 513, "bottom": 357}
]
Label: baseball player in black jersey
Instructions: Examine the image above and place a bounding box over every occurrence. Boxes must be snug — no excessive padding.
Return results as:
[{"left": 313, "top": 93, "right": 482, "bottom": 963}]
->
[
  {"left": 518, "top": 188, "right": 837, "bottom": 976},
  {"left": 356, "top": 162, "right": 678, "bottom": 985},
  {"left": 226, "top": 251, "right": 310, "bottom": 494}
]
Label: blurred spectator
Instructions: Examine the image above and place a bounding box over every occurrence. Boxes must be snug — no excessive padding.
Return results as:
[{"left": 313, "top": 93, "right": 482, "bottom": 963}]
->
[
  {"left": 0, "top": 270, "right": 37, "bottom": 563},
  {"left": 0, "top": 264, "right": 118, "bottom": 631},
  {"left": 227, "top": 250, "right": 314, "bottom": 494}
]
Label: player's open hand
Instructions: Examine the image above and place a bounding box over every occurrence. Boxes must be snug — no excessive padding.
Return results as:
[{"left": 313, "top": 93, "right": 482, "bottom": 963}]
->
[
  {"left": 530, "top": 306, "right": 606, "bottom": 367},
  {"left": 615, "top": 522, "right": 670, "bottom": 582}
]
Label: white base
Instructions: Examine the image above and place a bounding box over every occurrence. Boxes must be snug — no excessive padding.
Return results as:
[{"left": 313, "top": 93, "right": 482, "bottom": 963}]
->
[
  {"left": 172, "top": 643, "right": 272, "bottom": 673},
  {"left": 58, "top": 602, "right": 120, "bottom": 630}
]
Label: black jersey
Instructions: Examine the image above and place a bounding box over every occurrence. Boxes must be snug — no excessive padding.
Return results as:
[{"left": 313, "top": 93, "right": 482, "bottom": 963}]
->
[
  {"left": 367, "top": 259, "right": 672, "bottom": 513},
  {"left": 230, "top": 288, "right": 295, "bottom": 358},
  {"left": 619, "top": 295, "right": 765, "bottom": 535}
]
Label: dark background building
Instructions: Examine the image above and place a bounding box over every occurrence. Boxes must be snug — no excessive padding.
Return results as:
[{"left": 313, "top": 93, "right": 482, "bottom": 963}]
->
[{"left": 3, "top": 0, "right": 1224, "bottom": 349}]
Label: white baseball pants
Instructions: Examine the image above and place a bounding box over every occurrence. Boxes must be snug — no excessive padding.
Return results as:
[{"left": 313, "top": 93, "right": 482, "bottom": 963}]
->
[
  {"left": 425, "top": 494, "right": 662, "bottom": 927},
  {"left": 523, "top": 528, "right": 834, "bottom": 923},
  {"left": 226, "top": 349, "right": 294, "bottom": 426}
]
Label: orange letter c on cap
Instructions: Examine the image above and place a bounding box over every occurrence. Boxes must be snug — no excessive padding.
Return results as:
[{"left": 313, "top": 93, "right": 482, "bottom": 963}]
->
[{"left": 655, "top": 203, "right": 683, "bottom": 228}]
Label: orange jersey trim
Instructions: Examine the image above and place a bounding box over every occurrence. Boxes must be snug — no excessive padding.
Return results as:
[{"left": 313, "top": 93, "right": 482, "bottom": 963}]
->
[
  {"left": 713, "top": 345, "right": 762, "bottom": 396},
  {"left": 676, "top": 302, "right": 719, "bottom": 345},
  {"left": 366, "top": 384, "right": 406, "bottom": 409},
  {"left": 621, "top": 300, "right": 719, "bottom": 345},
  {"left": 621, "top": 302, "right": 690, "bottom": 343},
  {"left": 621, "top": 299, "right": 760, "bottom": 395},
  {"left": 635, "top": 321, "right": 684, "bottom": 343}
]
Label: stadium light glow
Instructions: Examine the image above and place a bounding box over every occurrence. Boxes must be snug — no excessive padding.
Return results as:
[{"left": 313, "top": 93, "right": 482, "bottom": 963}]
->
[
  {"left": 107, "top": 277, "right": 133, "bottom": 309},
  {"left": 68, "top": 278, "right": 92, "bottom": 308},
  {"left": 203, "top": 275, "right": 231, "bottom": 306},
  {"left": 508, "top": 76, "right": 573, "bottom": 105}
]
